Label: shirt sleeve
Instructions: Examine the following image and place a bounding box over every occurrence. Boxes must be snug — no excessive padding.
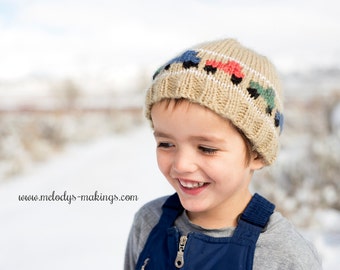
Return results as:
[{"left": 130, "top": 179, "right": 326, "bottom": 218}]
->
[
  {"left": 254, "top": 212, "right": 322, "bottom": 270},
  {"left": 124, "top": 214, "right": 140, "bottom": 270}
]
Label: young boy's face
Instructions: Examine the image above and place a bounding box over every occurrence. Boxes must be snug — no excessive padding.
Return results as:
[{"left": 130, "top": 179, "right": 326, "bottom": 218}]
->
[{"left": 151, "top": 99, "right": 265, "bottom": 228}]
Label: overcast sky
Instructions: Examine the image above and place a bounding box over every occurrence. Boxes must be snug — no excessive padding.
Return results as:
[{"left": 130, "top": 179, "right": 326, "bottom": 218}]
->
[{"left": 0, "top": 0, "right": 339, "bottom": 82}]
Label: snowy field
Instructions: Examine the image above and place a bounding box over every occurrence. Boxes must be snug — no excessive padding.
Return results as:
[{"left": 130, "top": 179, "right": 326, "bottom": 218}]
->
[{"left": 0, "top": 125, "right": 339, "bottom": 269}]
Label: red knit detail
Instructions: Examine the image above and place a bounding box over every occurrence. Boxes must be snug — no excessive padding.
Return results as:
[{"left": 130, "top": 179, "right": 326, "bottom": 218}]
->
[{"left": 205, "top": 60, "right": 244, "bottom": 78}]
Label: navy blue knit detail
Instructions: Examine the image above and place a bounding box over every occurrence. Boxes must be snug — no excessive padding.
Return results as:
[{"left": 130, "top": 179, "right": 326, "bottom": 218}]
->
[
  {"left": 275, "top": 111, "right": 284, "bottom": 134},
  {"left": 152, "top": 50, "right": 201, "bottom": 80}
]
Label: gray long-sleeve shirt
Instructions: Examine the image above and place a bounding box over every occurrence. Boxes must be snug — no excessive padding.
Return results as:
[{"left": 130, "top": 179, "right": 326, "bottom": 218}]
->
[{"left": 124, "top": 195, "right": 322, "bottom": 270}]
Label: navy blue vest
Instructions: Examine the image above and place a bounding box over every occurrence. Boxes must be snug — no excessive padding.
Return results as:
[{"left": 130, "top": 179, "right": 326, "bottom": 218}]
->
[{"left": 136, "top": 193, "right": 274, "bottom": 270}]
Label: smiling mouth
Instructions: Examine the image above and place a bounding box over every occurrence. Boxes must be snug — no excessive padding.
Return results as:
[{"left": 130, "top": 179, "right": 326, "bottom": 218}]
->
[{"left": 178, "top": 179, "right": 208, "bottom": 189}]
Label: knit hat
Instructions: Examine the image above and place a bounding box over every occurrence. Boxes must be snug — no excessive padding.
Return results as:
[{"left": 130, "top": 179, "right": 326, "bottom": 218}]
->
[{"left": 145, "top": 38, "right": 284, "bottom": 165}]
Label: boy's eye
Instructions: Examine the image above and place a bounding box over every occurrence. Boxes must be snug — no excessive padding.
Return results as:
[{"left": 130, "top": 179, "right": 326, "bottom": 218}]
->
[
  {"left": 157, "top": 142, "right": 174, "bottom": 149},
  {"left": 198, "top": 146, "right": 218, "bottom": 155}
]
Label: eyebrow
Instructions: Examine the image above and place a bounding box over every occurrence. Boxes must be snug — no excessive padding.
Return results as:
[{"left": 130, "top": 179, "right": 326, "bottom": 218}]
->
[
  {"left": 153, "top": 131, "right": 226, "bottom": 144},
  {"left": 153, "top": 131, "right": 173, "bottom": 139}
]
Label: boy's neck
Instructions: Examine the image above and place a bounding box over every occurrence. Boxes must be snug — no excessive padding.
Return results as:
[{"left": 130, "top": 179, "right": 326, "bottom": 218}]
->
[{"left": 186, "top": 191, "right": 252, "bottom": 229}]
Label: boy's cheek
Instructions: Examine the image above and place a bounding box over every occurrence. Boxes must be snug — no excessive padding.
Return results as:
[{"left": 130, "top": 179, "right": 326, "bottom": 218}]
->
[{"left": 156, "top": 154, "right": 169, "bottom": 172}]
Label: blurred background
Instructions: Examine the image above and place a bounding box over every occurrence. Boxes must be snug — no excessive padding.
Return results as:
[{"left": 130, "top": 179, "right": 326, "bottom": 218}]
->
[{"left": 0, "top": 0, "right": 339, "bottom": 269}]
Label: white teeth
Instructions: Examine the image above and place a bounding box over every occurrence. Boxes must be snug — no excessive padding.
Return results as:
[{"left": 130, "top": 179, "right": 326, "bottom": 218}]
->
[{"left": 179, "top": 180, "right": 205, "bottom": 189}]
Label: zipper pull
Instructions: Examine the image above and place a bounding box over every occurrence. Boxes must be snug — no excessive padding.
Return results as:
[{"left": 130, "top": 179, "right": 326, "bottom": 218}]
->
[
  {"left": 141, "top": 258, "right": 149, "bottom": 270},
  {"left": 175, "top": 235, "right": 188, "bottom": 268}
]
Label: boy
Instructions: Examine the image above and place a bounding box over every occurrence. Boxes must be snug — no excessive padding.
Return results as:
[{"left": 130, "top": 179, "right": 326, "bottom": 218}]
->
[{"left": 124, "top": 38, "right": 321, "bottom": 269}]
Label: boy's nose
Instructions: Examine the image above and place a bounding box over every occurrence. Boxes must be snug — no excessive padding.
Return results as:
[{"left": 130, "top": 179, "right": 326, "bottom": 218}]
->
[{"left": 171, "top": 149, "right": 197, "bottom": 174}]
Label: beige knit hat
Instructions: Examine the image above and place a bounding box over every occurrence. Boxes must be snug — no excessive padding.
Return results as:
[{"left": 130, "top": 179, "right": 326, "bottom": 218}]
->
[{"left": 145, "top": 38, "right": 284, "bottom": 165}]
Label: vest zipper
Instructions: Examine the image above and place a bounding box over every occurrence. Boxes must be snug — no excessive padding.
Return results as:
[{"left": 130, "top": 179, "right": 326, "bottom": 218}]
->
[
  {"left": 174, "top": 235, "right": 188, "bottom": 268},
  {"left": 141, "top": 258, "right": 149, "bottom": 270}
]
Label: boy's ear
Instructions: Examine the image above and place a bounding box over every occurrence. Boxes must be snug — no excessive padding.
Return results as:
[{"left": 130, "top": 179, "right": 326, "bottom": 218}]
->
[{"left": 250, "top": 153, "right": 266, "bottom": 170}]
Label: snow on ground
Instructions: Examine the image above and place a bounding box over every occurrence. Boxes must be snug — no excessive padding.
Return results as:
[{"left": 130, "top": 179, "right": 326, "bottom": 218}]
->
[
  {"left": 0, "top": 125, "right": 172, "bottom": 269},
  {"left": 0, "top": 125, "right": 339, "bottom": 269}
]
